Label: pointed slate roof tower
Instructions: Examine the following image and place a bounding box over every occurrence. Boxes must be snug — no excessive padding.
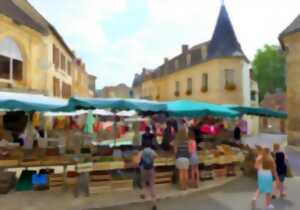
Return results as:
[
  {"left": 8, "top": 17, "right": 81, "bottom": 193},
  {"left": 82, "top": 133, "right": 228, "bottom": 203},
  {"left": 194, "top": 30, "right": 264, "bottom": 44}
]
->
[
  {"left": 279, "top": 14, "right": 300, "bottom": 48},
  {"left": 207, "top": 4, "right": 245, "bottom": 60}
]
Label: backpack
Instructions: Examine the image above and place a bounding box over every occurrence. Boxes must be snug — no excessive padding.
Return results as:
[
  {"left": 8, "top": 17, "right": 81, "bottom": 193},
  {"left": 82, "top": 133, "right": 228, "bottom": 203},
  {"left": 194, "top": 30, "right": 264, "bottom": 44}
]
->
[{"left": 141, "top": 148, "right": 154, "bottom": 170}]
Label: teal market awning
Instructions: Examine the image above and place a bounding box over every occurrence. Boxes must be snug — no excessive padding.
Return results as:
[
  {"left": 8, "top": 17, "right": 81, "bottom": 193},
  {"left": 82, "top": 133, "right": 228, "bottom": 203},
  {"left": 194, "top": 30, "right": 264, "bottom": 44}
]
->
[
  {"left": 0, "top": 91, "right": 67, "bottom": 112},
  {"left": 64, "top": 97, "right": 167, "bottom": 112},
  {"left": 165, "top": 100, "right": 240, "bottom": 118},
  {"left": 226, "top": 105, "right": 288, "bottom": 119}
]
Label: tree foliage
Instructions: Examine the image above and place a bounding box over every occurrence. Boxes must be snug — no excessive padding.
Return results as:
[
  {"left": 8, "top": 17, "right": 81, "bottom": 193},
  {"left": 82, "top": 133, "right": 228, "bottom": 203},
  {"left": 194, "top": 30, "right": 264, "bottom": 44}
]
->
[{"left": 252, "top": 45, "right": 286, "bottom": 101}]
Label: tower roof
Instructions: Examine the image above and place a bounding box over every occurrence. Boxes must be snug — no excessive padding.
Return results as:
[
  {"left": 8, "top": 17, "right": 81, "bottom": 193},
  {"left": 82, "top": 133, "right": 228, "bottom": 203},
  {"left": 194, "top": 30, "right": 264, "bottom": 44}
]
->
[
  {"left": 207, "top": 4, "right": 245, "bottom": 60},
  {"left": 279, "top": 14, "right": 300, "bottom": 49}
]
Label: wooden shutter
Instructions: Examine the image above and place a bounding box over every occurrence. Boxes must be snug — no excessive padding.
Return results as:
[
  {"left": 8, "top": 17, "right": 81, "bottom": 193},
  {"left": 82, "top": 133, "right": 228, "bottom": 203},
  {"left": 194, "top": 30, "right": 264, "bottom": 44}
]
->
[
  {"left": 53, "top": 77, "right": 60, "bottom": 97},
  {"left": 202, "top": 73, "right": 208, "bottom": 89},
  {"left": 67, "top": 61, "right": 72, "bottom": 75},
  {"left": 61, "top": 55, "right": 66, "bottom": 70},
  {"left": 62, "top": 82, "right": 71, "bottom": 98}
]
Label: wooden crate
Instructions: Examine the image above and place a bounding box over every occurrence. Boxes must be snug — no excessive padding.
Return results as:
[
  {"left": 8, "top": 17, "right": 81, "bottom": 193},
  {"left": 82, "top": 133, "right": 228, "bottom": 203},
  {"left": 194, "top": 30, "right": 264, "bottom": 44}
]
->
[
  {"left": 89, "top": 180, "right": 112, "bottom": 194},
  {"left": 200, "top": 170, "right": 213, "bottom": 181},
  {"left": 90, "top": 171, "right": 112, "bottom": 181},
  {"left": 212, "top": 168, "right": 227, "bottom": 179},
  {"left": 111, "top": 179, "right": 133, "bottom": 191},
  {"left": 89, "top": 171, "right": 112, "bottom": 191},
  {"left": 93, "top": 161, "right": 125, "bottom": 171},
  {"left": 0, "top": 159, "right": 19, "bottom": 167},
  {"left": 155, "top": 171, "right": 173, "bottom": 185},
  {"left": 226, "top": 164, "right": 237, "bottom": 177},
  {"left": 202, "top": 158, "right": 218, "bottom": 166},
  {"left": 49, "top": 185, "right": 63, "bottom": 191},
  {"left": 109, "top": 161, "right": 125, "bottom": 170},
  {"left": 66, "top": 176, "right": 78, "bottom": 186},
  {"left": 41, "top": 157, "right": 61, "bottom": 165},
  {"left": 93, "top": 162, "right": 111, "bottom": 171},
  {"left": 49, "top": 173, "right": 64, "bottom": 189},
  {"left": 89, "top": 180, "right": 111, "bottom": 187},
  {"left": 154, "top": 157, "right": 170, "bottom": 167},
  {"left": 218, "top": 156, "right": 232, "bottom": 165},
  {"left": 89, "top": 185, "right": 111, "bottom": 194},
  {"left": 77, "top": 162, "right": 93, "bottom": 173},
  {"left": 49, "top": 174, "right": 64, "bottom": 182},
  {"left": 21, "top": 160, "right": 41, "bottom": 167}
]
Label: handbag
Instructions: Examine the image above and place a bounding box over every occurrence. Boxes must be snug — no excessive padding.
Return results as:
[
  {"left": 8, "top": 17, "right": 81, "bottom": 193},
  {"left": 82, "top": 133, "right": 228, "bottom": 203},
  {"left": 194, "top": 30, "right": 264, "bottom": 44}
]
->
[{"left": 286, "top": 161, "right": 294, "bottom": 178}]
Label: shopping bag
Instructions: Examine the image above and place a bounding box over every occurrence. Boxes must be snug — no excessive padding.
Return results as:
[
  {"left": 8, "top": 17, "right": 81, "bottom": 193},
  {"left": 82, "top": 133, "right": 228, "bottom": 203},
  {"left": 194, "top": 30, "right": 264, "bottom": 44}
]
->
[{"left": 286, "top": 162, "right": 294, "bottom": 178}]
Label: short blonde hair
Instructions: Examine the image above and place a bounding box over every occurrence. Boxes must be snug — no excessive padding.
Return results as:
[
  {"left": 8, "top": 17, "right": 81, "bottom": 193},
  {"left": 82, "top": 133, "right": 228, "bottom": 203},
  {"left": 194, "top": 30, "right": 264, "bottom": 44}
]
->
[
  {"left": 273, "top": 143, "right": 280, "bottom": 152},
  {"left": 262, "top": 148, "right": 275, "bottom": 170}
]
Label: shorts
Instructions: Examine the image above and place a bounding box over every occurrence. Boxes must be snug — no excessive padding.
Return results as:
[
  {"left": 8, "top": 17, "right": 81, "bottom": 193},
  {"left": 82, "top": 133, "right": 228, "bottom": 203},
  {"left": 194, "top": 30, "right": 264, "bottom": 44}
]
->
[
  {"left": 141, "top": 168, "right": 155, "bottom": 188},
  {"left": 279, "top": 174, "right": 286, "bottom": 183},
  {"left": 258, "top": 170, "right": 273, "bottom": 193},
  {"left": 176, "top": 157, "right": 190, "bottom": 170},
  {"left": 190, "top": 153, "right": 199, "bottom": 166}
]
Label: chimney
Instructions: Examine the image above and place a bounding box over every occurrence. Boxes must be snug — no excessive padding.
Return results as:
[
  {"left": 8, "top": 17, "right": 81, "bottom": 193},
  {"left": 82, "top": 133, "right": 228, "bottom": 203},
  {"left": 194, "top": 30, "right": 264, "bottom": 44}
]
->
[
  {"left": 142, "top": 68, "right": 146, "bottom": 74},
  {"left": 164, "top": 57, "right": 169, "bottom": 64},
  {"left": 182, "top": 44, "right": 189, "bottom": 53}
]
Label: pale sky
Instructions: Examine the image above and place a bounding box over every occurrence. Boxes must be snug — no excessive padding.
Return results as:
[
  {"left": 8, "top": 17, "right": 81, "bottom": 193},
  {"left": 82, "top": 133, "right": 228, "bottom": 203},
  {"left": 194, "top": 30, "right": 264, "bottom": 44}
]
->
[{"left": 29, "top": 0, "right": 300, "bottom": 89}]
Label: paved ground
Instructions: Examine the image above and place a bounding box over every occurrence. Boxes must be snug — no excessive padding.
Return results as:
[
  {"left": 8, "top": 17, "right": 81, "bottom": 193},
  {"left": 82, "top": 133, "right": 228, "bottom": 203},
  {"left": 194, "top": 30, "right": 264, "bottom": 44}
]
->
[
  {"left": 243, "top": 133, "right": 287, "bottom": 149},
  {"left": 96, "top": 176, "right": 300, "bottom": 210},
  {"left": 96, "top": 135, "right": 300, "bottom": 210}
]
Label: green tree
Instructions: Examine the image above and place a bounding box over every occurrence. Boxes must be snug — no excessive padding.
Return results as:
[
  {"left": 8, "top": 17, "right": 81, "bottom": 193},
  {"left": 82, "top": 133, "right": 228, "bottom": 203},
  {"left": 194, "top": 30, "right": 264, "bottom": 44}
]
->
[{"left": 252, "top": 45, "right": 286, "bottom": 101}]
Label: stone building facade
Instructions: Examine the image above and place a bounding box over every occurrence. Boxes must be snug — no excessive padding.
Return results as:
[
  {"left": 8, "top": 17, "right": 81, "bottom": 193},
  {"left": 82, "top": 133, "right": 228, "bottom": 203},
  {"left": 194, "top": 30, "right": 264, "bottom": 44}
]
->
[
  {"left": 0, "top": 0, "right": 96, "bottom": 98},
  {"left": 280, "top": 14, "right": 300, "bottom": 145},
  {"left": 132, "top": 4, "right": 258, "bottom": 108}
]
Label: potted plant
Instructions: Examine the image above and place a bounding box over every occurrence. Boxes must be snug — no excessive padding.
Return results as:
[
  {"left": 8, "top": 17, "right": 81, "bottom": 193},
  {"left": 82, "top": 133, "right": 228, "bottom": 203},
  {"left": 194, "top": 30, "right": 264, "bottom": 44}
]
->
[
  {"left": 174, "top": 91, "right": 180, "bottom": 97},
  {"left": 201, "top": 86, "right": 208, "bottom": 93},
  {"left": 186, "top": 90, "right": 192, "bottom": 96},
  {"left": 225, "top": 83, "right": 236, "bottom": 91}
]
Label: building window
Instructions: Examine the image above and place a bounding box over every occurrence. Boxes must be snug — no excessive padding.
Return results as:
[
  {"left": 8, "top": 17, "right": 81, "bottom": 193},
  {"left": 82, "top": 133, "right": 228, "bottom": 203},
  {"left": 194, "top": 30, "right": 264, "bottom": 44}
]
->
[
  {"left": 61, "top": 54, "right": 66, "bottom": 70},
  {"left": 201, "top": 46, "right": 208, "bottom": 60},
  {"left": 156, "top": 87, "right": 160, "bottom": 100},
  {"left": 225, "top": 69, "right": 236, "bottom": 90},
  {"left": 12, "top": 59, "right": 23, "bottom": 80},
  {"left": 52, "top": 44, "right": 59, "bottom": 69},
  {"left": 174, "top": 59, "right": 179, "bottom": 70},
  {"left": 0, "top": 55, "right": 10, "bottom": 79},
  {"left": 186, "top": 78, "right": 192, "bottom": 95},
  {"left": 62, "top": 82, "right": 71, "bottom": 98},
  {"left": 251, "top": 90, "right": 257, "bottom": 101},
  {"left": 53, "top": 77, "right": 60, "bottom": 97},
  {"left": 67, "top": 61, "right": 72, "bottom": 75},
  {"left": 175, "top": 81, "right": 180, "bottom": 97},
  {"left": 186, "top": 54, "right": 191, "bottom": 66},
  {"left": 0, "top": 37, "right": 23, "bottom": 81},
  {"left": 201, "top": 73, "right": 208, "bottom": 92}
]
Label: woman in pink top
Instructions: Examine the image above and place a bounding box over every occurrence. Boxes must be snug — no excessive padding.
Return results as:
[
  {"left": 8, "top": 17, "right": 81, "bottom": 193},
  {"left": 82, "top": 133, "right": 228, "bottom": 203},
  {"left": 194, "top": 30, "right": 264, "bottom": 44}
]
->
[{"left": 188, "top": 129, "right": 199, "bottom": 188}]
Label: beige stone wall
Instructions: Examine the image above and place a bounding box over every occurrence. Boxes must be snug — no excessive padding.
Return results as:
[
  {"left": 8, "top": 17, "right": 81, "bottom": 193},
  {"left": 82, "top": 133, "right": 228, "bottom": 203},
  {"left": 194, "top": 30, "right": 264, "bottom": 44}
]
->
[
  {"left": 0, "top": 15, "right": 91, "bottom": 98},
  {"left": 283, "top": 32, "right": 300, "bottom": 145}
]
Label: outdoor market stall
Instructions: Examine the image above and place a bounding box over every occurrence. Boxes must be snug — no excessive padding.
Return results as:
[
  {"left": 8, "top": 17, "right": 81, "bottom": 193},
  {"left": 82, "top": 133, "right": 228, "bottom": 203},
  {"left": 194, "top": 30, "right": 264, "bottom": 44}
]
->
[{"left": 0, "top": 95, "right": 287, "bottom": 196}]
